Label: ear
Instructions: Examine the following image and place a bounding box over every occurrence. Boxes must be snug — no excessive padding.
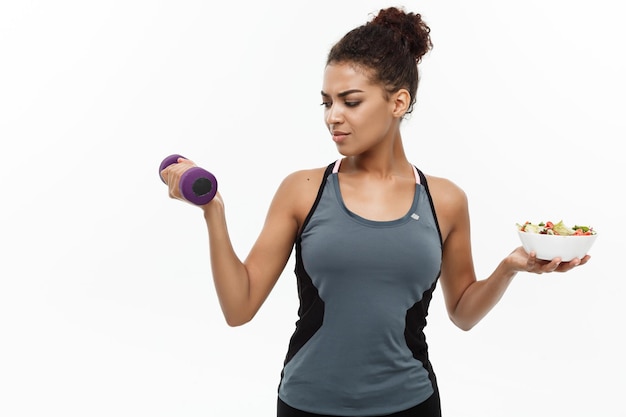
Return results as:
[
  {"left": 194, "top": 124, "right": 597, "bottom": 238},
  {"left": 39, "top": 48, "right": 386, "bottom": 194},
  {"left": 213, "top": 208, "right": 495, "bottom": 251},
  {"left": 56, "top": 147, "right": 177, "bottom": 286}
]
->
[{"left": 391, "top": 89, "right": 411, "bottom": 118}]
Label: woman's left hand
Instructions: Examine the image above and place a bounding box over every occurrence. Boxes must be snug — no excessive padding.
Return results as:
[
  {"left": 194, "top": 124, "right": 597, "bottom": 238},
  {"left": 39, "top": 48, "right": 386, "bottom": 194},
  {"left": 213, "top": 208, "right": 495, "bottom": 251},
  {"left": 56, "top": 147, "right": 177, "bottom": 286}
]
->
[{"left": 508, "top": 246, "right": 590, "bottom": 274}]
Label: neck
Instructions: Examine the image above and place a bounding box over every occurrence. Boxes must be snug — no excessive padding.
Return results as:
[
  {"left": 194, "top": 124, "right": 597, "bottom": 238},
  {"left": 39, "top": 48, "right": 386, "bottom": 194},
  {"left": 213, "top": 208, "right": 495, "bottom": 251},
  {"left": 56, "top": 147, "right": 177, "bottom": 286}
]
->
[{"left": 343, "top": 135, "right": 411, "bottom": 178}]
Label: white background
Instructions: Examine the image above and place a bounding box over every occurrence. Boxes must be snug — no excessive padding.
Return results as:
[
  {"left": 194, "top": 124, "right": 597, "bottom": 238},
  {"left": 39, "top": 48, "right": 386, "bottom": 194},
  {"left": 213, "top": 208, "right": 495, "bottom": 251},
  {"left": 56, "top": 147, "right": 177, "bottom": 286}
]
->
[{"left": 1, "top": 1, "right": 624, "bottom": 416}]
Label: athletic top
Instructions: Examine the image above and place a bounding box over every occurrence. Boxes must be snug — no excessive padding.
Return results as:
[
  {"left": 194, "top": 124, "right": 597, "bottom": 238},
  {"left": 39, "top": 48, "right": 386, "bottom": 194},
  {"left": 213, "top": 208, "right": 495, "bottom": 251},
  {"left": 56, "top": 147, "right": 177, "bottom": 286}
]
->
[{"left": 278, "top": 160, "right": 443, "bottom": 416}]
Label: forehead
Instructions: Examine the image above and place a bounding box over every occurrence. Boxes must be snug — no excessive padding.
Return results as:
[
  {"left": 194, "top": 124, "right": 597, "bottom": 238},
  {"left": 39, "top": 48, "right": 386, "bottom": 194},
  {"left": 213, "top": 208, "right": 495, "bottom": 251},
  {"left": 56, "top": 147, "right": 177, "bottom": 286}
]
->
[{"left": 322, "top": 62, "right": 377, "bottom": 94}]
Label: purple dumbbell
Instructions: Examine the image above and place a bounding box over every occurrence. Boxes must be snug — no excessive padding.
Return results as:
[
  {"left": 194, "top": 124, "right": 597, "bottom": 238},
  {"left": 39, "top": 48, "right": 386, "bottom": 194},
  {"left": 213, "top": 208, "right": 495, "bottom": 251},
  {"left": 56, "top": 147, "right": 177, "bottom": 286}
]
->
[{"left": 159, "top": 154, "right": 218, "bottom": 205}]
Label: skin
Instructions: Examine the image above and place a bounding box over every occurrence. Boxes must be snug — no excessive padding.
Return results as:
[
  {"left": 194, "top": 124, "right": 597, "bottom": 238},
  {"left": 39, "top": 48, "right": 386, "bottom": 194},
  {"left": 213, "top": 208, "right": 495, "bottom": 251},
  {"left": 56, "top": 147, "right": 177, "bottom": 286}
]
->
[{"left": 161, "top": 62, "right": 590, "bottom": 329}]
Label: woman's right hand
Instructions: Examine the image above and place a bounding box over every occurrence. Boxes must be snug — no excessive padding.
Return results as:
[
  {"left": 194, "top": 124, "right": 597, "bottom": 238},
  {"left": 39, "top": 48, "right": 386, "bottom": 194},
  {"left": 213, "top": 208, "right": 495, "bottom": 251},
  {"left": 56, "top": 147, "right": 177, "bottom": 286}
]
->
[
  {"left": 161, "top": 157, "right": 223, "bottom": 209},
  {"left": 161, "top": 157, "right": 224, "bottom": 211},
  {"left": 159, "top": 157, "right": 201, "bottom": 203},
  {"left": 160, "top": 157, "right": 195, "bottom": 201}
]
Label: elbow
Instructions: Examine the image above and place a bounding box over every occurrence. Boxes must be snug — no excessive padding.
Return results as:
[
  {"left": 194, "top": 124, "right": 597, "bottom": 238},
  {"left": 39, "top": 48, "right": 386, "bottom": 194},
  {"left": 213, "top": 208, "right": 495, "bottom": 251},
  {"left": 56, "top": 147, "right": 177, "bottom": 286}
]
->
[
  {"left": 225, "top": 317, "right": 246, "bottom": 327},
  {"left": 224, "top": 311, "right": 255, "bottom": 327},
  {"left": 457, "top": 322, "right": 475, "bottom": 332},
  {"left": 449, "top": 314, "right": 476, "bottom": 332}
]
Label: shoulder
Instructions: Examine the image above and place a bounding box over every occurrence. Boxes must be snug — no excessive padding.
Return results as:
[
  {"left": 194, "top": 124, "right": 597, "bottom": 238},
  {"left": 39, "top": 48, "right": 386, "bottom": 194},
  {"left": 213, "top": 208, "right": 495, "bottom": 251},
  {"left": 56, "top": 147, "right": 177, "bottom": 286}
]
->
[
  {"left": 272, "top": 165, "right": 332, "bottom": 229},
  {"left": 278, "top": 166, "right": 330, "bottom": 197},
  {"left": 424, "top": 174, "right": 467, "bottom": 206},
  {"left": 282, "top": 166, "right": 329, "bottom": 186},
  {"left": 423, "top": 173, "right": 469, "bottom": 240}
]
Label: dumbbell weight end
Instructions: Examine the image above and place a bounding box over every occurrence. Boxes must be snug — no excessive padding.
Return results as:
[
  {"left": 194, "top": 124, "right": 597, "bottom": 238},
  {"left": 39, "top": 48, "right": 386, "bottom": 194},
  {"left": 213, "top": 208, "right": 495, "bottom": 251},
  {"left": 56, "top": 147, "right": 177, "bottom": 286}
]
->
[{"left": 179, "top": 166, "right": 218, "bottom": 205}]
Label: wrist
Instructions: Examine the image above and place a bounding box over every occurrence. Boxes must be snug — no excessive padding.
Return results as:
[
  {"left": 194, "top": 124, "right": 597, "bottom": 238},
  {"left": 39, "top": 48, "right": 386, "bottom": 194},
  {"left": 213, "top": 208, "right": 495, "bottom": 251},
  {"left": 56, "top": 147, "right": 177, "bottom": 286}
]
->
[
  {"left": 499, "top": 256, "right": 519, "bottom": 280},
  {"left": 202, "top": 197, "right": 224, "bottom": 220}
]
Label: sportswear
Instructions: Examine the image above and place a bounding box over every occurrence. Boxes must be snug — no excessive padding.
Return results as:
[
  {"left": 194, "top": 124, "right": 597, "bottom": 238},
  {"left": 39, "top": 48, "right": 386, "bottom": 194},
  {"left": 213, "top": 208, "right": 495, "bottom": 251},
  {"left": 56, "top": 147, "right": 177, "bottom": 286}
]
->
[{"left": 278, "top": 160, "right": 443, "bottom": 416}]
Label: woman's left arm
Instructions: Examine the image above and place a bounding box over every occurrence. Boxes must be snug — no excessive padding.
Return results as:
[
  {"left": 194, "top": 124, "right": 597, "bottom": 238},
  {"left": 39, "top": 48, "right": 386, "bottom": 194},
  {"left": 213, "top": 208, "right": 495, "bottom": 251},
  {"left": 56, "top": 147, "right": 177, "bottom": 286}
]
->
[{"left": 432, "top": 178, "right": 589, "bottom": 331}]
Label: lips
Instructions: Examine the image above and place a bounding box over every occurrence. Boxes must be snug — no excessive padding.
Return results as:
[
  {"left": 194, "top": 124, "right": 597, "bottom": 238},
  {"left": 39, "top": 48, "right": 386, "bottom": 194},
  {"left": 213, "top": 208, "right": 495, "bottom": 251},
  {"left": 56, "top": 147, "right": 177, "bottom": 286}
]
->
[{"left": 332, "top": 131, "right": 349, "bottom": 143}]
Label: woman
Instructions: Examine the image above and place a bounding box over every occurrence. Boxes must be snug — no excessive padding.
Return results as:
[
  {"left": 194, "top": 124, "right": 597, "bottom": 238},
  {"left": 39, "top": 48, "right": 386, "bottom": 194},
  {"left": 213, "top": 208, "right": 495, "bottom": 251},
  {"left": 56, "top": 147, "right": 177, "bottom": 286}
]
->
[{"left": 161, "top": 6, "right": 589, "bottom": 417}]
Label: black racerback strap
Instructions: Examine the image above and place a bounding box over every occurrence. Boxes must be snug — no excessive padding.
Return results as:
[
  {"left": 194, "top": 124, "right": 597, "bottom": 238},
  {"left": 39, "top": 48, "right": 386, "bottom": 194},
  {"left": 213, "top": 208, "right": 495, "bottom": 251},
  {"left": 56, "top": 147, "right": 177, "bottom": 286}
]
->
[{"left": 297, "top": 162, "right": 335, "bottom": 240}]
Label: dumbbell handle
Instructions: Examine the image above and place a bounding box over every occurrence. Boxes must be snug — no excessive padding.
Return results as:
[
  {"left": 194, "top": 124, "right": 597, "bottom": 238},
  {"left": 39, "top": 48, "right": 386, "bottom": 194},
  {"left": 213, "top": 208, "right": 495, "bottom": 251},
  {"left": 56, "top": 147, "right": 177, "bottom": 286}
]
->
[{"left": 159, "top": 154, "right": 218, "bottom": 205}]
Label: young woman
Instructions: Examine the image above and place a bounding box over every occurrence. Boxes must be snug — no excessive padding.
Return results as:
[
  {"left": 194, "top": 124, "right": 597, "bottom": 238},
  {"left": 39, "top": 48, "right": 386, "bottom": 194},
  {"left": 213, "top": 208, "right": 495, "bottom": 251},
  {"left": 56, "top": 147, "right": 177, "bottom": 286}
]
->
[{"left": 161, "top": 7, "right": 590, "bottom": 417}]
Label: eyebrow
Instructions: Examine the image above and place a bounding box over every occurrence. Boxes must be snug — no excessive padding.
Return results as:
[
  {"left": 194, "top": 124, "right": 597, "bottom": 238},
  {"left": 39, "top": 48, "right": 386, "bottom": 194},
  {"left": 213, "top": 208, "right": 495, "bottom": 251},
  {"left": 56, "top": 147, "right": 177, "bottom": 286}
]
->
[{"left": 320, "top": 89, "right": 365, "bottom": 98}]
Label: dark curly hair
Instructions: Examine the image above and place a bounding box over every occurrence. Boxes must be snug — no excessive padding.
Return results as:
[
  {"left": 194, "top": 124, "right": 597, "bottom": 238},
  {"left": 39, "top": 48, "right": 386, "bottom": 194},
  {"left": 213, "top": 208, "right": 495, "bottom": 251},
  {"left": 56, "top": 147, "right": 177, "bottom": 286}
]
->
[{"left": 326, "top": 7, "right": 433, "bottom": 115}]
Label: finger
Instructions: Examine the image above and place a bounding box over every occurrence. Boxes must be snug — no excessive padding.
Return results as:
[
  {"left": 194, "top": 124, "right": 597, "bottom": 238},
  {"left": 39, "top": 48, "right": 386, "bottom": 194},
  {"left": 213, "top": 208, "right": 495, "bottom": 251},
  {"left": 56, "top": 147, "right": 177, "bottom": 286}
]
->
[
  {"left": 555, "top": 257, "right": 583, "bottom": 272},
  {"left": 578, "top": 255, "right": 591, "bottom": 265},
  {"left": 568, "top": 258, "right": 582, "bottom": 267},
  {"left": 540, "top": 257, "right": 565, "bottom": 273},
  {"left": 160, "top": 167, "right": 170, "bottom": 184},
  {"left": 177, "top": 157, "right": 196, "bottom": 167},
  {"left": 525, "top": 251, "right": 538, "bottom": 272}
]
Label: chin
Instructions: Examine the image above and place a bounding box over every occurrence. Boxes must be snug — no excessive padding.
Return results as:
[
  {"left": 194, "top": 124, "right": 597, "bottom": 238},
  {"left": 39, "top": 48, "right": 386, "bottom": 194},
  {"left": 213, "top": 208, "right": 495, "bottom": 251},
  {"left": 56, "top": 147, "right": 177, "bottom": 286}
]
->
[{"left": 335, "top": 146, "right": 358, "bottom": 157}]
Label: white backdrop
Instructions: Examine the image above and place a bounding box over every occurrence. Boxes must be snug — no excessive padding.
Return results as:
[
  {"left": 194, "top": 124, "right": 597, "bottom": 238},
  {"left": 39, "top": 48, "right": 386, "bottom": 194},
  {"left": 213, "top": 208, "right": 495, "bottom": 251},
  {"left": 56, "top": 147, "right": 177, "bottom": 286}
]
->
[{"left": 1, "top": 1, "right": 624, "bottom": 416}]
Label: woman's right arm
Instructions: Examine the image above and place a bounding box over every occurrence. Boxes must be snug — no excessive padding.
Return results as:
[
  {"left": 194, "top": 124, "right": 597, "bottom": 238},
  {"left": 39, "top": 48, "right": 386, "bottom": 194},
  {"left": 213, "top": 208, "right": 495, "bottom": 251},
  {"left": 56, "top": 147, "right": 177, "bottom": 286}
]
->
[
  {"left": 202, "top": 174, "right": 301, "bottom": 326},
  {"left": 162, "top": 159, "right": 321, "bottom": 326}
]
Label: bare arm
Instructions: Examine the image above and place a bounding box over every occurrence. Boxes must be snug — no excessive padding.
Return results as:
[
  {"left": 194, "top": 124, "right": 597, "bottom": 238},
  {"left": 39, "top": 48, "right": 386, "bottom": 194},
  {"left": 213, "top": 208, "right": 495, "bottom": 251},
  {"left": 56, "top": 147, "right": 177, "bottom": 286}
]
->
[
  {"left": 202, "top": 178, "right": 299, "bottom": 326},
  {"left": 430, "top": 177, "right": 589, "bottom": 331},
  {"left": 162, "top": 159, "right": 320, "bottom": 326}
]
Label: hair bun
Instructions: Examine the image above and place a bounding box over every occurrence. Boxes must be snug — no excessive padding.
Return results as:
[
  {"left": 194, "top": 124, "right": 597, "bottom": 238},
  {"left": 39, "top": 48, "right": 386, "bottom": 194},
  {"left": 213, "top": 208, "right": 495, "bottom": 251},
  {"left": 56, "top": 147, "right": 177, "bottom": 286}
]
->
[{"left": 371, "top": 7, "right": 433, "bottom": 62}]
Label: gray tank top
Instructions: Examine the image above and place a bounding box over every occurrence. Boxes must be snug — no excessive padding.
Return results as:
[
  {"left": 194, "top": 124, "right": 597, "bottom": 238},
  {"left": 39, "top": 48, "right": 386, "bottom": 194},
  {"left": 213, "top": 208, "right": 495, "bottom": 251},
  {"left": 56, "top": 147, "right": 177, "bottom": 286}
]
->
[{"left": 278, "top": 160, "right": 443, "bottom": 416}]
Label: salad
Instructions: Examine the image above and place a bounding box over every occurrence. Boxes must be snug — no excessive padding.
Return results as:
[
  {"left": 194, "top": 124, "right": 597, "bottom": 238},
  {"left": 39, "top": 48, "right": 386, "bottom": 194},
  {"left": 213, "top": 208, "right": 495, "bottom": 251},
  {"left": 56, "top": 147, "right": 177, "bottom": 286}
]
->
[{"left": 517, "top": 220, "right": 596, "bottom": 236}]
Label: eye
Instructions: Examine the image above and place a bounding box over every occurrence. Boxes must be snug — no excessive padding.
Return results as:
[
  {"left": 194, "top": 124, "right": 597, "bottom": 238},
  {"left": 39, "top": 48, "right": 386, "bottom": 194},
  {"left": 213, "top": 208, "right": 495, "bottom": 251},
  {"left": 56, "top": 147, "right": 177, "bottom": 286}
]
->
[
  {"left": 320, "top": 101, "right": 332, "bottom": 108},
  {"left": 345, "top": 101, "right": 360, "bottom": 107}
]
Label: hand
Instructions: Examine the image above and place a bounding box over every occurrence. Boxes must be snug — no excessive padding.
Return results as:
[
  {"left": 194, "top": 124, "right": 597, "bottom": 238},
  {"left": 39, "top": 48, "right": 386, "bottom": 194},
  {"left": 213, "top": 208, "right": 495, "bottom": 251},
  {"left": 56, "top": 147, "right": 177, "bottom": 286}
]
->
[
  {"left": 508, "top": 246, "right": 590, "bottom": 275},
  {"left": 160, "top": 157, "right": 224, "bottom": 209},
  {"left": 160, "top": 157, "right": 197, "bottom": 201}
]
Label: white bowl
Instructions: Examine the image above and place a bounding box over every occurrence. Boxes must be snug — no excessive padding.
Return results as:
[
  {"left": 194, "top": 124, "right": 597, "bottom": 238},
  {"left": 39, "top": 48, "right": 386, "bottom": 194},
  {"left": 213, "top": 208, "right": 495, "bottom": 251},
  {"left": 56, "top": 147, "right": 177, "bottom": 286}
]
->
[{"left": 517, "top": 230, "right": 598, "bottom": 261}]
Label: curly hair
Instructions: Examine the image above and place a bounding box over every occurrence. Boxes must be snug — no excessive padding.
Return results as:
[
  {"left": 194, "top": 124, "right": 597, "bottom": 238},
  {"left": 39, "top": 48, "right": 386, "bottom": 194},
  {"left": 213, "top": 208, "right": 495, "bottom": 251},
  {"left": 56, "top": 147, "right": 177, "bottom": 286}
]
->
[{"left": 326, "top": 7, "right": 433, "bottom": 114}]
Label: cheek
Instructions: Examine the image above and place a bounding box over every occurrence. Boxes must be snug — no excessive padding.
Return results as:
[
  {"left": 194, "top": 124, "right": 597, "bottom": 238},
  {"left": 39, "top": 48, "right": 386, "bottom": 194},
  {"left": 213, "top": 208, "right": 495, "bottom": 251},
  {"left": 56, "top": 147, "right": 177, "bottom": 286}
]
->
[{"left": 358, "top": 108, "right": 393, "bottom": 136}]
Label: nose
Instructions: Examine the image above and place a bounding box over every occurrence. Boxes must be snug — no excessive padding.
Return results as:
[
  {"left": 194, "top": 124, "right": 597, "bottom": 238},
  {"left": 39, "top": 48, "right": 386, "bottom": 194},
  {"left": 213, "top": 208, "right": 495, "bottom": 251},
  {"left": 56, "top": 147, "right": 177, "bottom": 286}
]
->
[{"left": 325, "top": 103, "right": 343, "bottom": 126}]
